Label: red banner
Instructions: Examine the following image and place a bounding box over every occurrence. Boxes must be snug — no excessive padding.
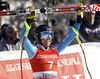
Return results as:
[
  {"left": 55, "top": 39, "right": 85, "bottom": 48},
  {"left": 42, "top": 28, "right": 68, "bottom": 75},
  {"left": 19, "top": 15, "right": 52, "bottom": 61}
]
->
[
  {"left": 0, "top": 58, "right": 33, "bottom": 79},
  {"left": 1, "top": 43, "right": 100, "bottom": 79},
  {"left": 0, "top": 52, "right": 85, "bottom": 79},
  {"left": 58, "top": 52, "right": 85, "bottom": 79}
]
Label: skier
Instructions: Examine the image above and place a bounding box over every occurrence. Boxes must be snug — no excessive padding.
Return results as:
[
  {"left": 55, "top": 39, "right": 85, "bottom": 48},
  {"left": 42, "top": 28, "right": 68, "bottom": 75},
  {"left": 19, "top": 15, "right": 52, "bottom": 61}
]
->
[{"left": 20, "top": 3, "right": 83, "bottom": 79}]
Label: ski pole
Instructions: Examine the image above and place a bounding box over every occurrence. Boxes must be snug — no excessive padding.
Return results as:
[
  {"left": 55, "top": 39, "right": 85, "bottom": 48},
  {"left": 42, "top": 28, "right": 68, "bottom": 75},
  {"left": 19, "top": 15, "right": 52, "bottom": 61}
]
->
[
  {"left": 72, "top": 27, "right": 93, "bottom": 79},
  {"left": 20, "top": 21, "right": 31, "bottom": 79}
]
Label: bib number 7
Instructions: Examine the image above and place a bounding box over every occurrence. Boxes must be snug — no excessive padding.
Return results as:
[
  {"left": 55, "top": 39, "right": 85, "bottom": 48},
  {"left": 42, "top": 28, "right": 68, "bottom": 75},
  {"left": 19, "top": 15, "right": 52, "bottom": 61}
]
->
[{"left": 48, "top": 61, "right": 53, "bottom": 68}]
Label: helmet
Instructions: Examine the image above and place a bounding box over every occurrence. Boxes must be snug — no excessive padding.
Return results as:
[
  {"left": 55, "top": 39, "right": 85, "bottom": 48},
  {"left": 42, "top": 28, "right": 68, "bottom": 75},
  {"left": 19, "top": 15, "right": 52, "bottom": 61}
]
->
[{"left": 34, "top": 24, "right": 53, "bottom": 43}]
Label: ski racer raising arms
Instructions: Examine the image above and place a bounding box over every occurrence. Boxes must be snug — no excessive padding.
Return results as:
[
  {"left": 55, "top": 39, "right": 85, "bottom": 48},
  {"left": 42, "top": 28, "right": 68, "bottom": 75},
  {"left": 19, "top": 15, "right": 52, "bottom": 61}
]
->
[{"left": 20, "top": 3, "right": 83, "bottom": 79}]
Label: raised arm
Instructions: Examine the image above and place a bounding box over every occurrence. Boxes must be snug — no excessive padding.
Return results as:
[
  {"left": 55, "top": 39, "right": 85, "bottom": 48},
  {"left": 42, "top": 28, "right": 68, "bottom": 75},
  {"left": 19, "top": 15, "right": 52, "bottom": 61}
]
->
[
  {"left": 20, "top": 6, "right": 37, "bottom": 59},
  {"left": 56, "top": 3, "right": 83, "bottom": 54}
]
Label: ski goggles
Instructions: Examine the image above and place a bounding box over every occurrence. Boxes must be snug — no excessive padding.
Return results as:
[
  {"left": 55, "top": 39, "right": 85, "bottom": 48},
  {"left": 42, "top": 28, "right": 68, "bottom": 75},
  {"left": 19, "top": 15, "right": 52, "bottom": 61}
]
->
[
  {"left": 40, "top": 31, "right": 53, "bottom": 40},
  {"left": 8, "top": 30, "right": 19, "bottom": 34}
]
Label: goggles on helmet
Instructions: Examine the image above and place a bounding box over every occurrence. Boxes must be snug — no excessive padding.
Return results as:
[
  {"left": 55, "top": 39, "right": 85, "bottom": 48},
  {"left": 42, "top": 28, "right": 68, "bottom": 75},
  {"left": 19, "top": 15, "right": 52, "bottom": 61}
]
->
[{"left": 40, "top": 31, "right": 53, "bottom": 40}]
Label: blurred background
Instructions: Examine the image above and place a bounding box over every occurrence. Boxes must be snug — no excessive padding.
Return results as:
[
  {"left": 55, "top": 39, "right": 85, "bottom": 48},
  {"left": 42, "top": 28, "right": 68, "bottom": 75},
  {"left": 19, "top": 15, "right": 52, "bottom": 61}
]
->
[{"left": 0, "top": 0, "right": 99, "bottom": 44}]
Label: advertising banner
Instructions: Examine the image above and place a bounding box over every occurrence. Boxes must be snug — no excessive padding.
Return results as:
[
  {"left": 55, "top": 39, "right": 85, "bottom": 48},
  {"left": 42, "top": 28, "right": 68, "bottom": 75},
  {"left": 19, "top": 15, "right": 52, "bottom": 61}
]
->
[{"left": 0, "top": 42, "right": 100, "bottom": 79}]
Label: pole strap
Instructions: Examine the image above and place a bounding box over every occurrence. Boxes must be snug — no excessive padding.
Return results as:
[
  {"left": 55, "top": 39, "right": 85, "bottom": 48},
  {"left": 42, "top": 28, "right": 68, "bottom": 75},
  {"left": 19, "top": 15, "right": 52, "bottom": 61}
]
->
[
  {"left": 24, "top": 20, "right": 31, "bottom": 37},
  {"left": 72, "top": 27, "right": 81, "bottom": 44}
]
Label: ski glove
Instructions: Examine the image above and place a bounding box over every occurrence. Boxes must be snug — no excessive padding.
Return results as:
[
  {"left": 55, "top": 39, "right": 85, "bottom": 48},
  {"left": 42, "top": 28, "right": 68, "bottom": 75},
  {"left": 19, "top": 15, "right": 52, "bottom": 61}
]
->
[
  {"left": 27, "top": 6, "right": 36, "bottom": 19},
  {"left": 76, "top": 3, "right": 83, "bottom": 23}
]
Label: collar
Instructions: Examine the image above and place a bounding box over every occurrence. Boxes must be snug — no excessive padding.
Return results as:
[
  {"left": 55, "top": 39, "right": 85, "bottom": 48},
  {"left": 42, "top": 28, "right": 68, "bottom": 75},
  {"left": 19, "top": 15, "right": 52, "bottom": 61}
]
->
[{"left": 37, "top": 44, "right": 50, "bottom": 50}]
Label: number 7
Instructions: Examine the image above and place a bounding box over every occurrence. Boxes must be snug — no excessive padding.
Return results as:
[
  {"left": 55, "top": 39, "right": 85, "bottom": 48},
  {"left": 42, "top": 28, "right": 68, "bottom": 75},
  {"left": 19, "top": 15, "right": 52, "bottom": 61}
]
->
[{"left": 48, "top": 61, "right": 53, "bottom": 68}]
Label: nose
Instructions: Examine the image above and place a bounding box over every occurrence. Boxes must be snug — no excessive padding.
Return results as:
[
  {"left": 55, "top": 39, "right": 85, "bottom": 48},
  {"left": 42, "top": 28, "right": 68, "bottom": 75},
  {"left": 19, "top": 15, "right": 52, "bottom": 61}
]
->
[{"left": 46, "top": 37, "right": 50, "bottom": 40}]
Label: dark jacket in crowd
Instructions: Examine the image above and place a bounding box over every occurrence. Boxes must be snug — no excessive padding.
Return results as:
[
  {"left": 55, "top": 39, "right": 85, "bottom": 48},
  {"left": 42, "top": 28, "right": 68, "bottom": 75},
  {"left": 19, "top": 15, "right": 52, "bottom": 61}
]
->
[
  {"left": 0, "top": 37, "right": 21, "bottom": 51},
  {"left": 79, "top": 17, "right": 100, "bottom": 42}
]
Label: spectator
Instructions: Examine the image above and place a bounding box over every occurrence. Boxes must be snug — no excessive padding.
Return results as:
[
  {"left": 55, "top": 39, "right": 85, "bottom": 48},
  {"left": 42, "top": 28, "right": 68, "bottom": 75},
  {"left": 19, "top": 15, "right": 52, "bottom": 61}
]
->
[
  {"left": 79, "top": 11, "right": 100, "bottom": 42},
  {"left": 0, "top": 24, "right": 21, "bottom": 51},
  {"left": 28, "top": 21, "right": 38, "bottom": 44}
]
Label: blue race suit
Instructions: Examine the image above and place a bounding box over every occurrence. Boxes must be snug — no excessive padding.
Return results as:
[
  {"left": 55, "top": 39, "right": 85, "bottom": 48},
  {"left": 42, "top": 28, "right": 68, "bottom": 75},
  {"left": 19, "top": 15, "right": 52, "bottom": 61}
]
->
[{"left": 20, "top": 22, "right": 81, "bottom": 79}]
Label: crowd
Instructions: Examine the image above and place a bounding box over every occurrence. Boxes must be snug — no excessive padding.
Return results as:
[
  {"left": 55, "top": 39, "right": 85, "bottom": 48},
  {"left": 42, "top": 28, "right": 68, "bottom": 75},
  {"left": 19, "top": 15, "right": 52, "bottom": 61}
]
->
[{"left": 0, "top": 1, "right": 100, "bottom": 51}]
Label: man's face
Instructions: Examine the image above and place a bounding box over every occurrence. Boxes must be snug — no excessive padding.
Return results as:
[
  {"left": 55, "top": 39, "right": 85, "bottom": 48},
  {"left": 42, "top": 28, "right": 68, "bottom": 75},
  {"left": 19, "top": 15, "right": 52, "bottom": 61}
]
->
[
  {"left": 87, "top": 11, "right": 95, "bottom": 20},
  {"left": 6, "top": 27, "right": 19, "bottom": 40},
  {"left": 85, "top": 11, "right": 95, "bottom": 25}
]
